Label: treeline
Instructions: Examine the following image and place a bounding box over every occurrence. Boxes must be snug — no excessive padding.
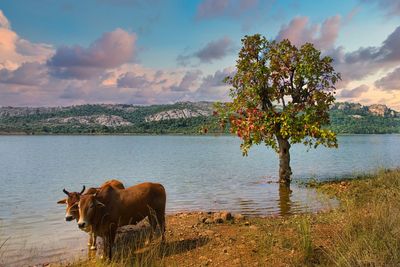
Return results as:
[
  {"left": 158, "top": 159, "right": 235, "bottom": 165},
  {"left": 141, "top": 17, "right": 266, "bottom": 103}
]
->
[
  {"left": 329, "top": 111, "right": 400, "bottom": 134},
  {"left": 0, "top": 102, "right": 399, "bottom": 135}
]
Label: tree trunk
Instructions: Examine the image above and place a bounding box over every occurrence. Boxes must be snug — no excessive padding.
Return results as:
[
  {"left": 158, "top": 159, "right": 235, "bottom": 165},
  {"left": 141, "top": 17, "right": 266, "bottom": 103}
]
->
[{"left": 277, "top": 136, "right": 292, "bottom": 185}]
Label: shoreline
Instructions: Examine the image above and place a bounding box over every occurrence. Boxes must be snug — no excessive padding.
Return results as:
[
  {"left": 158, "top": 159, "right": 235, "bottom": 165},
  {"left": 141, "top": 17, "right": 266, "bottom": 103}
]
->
[
  {"left": 0, "top": 132, "right": 399, "bottom": 136},
  {"left": 3, "top": 169, "right": 400, "bottom": 266}
]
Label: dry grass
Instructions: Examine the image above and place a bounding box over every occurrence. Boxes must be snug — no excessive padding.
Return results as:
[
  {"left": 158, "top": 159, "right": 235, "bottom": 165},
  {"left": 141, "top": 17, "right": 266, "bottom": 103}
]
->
[
  {"left": 62, "top": 169, "right": 400, "bottom": 266},
  {"left": 315, "top": 169, "right": 400, "bottom": 266}
]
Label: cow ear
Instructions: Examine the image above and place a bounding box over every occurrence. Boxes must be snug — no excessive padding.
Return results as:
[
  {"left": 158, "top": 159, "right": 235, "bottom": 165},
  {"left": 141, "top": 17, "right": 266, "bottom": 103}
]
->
[
  {"left": 57, "top": 199, "right": 67, "bottom": 204},
  {"left": 94, "top": 199, "right": 105, "bottom": 208}
]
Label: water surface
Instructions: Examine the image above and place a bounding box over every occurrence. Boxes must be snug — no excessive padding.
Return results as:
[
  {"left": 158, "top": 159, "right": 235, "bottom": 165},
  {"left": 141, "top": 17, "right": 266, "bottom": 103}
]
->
[{"left": 1, "top": 135, "right": 399, "bottom": 266}]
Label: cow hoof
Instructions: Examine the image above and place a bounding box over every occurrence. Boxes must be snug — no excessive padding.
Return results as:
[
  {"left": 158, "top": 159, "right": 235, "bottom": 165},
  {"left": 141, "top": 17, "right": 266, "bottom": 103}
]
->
[{"left": 90, "top": 245, "right": 97, "bottom": 250}]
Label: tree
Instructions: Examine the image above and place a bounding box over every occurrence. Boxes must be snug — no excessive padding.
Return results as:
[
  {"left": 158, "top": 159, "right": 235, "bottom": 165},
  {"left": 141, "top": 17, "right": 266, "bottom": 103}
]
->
[{"left": 216, "top": 35, "right": 340, "bottom": 185}]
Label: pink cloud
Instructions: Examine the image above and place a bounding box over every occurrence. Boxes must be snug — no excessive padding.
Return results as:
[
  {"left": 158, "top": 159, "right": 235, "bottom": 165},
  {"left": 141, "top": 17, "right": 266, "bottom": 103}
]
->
[
  {"left": 48, "top": 28, "right": 136, "bottom": 79},
  {"left": 0, "top": 10, "right": 53, "bottom": 70},
  {"left": 276, "top": 15, "right": 341, "bottom": 50}
]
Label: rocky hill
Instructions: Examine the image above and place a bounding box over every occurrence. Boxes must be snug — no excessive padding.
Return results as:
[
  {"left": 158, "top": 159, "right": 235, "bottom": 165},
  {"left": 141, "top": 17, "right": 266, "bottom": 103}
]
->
[{"left": 0, "top": 101, "right": 399, "bottom": 134}]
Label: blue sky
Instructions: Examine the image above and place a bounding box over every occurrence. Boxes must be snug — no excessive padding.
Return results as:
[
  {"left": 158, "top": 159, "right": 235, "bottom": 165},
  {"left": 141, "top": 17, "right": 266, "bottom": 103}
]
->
[{"left": 0, "top": 0, "right": 400, "bottom": 108}]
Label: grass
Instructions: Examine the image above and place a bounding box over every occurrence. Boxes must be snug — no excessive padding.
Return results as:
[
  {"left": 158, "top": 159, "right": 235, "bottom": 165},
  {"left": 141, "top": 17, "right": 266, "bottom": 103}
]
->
[
  {"left": 68, "top": 225, "right": 209, "bottom": 267},
  {"left": 241, "top": 169, "right": 400, "bottom": 266},
  {"left": 315, "top": 168, "right": 400, "bottom": 266},
  {"left": 57, "top": 169, "right": 400, "bottom": 266}
]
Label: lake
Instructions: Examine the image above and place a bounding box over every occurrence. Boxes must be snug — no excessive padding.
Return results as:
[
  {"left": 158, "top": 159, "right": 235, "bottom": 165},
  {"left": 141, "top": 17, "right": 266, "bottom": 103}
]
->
[{"left": 1, "top": 135, "right": 400, "bottom": 266}]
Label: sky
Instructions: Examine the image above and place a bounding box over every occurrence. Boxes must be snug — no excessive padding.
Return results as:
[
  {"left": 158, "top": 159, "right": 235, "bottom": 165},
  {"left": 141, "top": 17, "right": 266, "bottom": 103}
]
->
[{"left": 0, "top": 0, "right": 400, "bottom": 109}]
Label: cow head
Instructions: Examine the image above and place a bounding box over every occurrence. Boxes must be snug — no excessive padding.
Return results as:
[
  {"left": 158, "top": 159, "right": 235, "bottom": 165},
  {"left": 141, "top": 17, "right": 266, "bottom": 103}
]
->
[
  {"left": 77, "top": 193, "right": 105, "bottom": 230},
  {"left": 57, "top": 186, "right": 85, "bottom": 221}
]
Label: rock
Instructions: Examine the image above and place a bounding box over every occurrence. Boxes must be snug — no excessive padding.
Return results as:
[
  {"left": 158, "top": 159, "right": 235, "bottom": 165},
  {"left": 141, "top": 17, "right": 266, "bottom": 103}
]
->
[
  {"left": 199, "top": 216, "right": 207, "bottom": 223},
  {"left": 233, "top": 213, "right": 245, "bottom": 222},
  {"left": 220, "top": 211, "right": 233, "bottom": 221},
  {"left": 223, "top": 247, "right": 228, "bottom": 253},
  {"left": 145, "top": 108, "right": 211, "bottom": 122},
  {"left": 244, "top": 221, "right": 251, "bottom": 226},
  {"left": 214, "top": 217, "right": 224, "bottom": 224},
  {"left": 200, "top": 258, "right": 212, "bottom": 266},
  {"left": 204, "top": 218, "right": 213, "bottom": 224},
  {"left": 204, "top": 230, "right": 215, "bottom": 236}
]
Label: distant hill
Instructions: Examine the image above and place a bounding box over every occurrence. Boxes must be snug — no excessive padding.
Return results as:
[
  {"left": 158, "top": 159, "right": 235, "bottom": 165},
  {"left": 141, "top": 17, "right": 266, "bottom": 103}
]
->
[{"left": 0, "top": 101, "right": 399, "bottom": 134}]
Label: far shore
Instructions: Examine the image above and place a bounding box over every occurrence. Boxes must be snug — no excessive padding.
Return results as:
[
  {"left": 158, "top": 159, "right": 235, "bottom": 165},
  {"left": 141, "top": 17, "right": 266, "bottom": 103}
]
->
[{"left": 0, "top": 132, "right": 399, "bottom": 136}]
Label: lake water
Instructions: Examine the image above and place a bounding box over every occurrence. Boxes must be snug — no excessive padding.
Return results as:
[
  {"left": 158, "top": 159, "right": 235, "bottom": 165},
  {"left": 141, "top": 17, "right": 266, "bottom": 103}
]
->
[{"left": 1, "top": 135, "right": 400, "bottom": 266}]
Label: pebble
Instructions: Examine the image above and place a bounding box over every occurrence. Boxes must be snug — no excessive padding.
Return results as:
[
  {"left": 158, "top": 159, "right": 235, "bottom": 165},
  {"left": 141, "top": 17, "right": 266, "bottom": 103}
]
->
[
  {"left": 249, "top": 225, "right": 258, "bottom": 230},
  {"left": 220, "top": 211, "right": 233, "bottom": 221},
  {"left": 214, "top": 217, "right": 224, "bottom": 224},
  {"left": 204, "top": 218, "right": 213, "bottom": 224},
  {"left": 234, "top": 213, "right": 245, "bottom": 222},
  {"left": 204, "top": 230, "right": 215, "bottom": 236}
]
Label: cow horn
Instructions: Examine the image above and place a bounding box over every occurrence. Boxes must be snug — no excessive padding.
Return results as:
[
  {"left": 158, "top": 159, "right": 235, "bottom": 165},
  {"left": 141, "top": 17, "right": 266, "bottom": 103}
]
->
[
  {"left": 63, "top": 188, "right": 69, "bottom": 195},
  {"left": 80, "top": 185, "right": 86, "bottom": 195}
]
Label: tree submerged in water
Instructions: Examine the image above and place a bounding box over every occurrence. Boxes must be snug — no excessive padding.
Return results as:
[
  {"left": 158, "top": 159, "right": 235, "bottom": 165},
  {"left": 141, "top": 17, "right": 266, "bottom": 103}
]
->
[{"left": 216, "top": 35, "right": 340, "bottom": 185}]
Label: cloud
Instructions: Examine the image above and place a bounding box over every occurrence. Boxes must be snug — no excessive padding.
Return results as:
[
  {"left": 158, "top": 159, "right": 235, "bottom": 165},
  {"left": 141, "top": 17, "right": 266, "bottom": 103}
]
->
[
  {"left": 0, "top": 10, "right": 53, "bottom": 70},
  {"left": 328, "top": 25, "right": 400, "bottom": 87},
  {"left": 339, "top": 84, "right": 369, "bottom": 98},
  {"left": 117, "top": 72, "right": 151, "bottom": 89},
  {"left": 196, "top": 0, "right": 258, "bottom": 20},
  {"left": 375, "top": 67, "right": 400, "bottom": 91},
  {"left": 361, "top": 0, "right": 400, "bottom": 16},
  {"left": 192, "top": 67, "right": 235, "bottom": 101},
  {"left": 195, "top": 37, "right": 233, "bottom": 63},
  {"left": 170, "top": 70, "right": 202, "bottom": 92},
  {"left": 0, "top": 62, "right": 48, "bottom": 86},
  {"left": 0, "top": 10, "right": 10, "bottom": 29},
  {"left": 47, "top": 28, "right": 136, "bottom": 80},
  {"left": 276, "top": 15, "right": 341, "bottom": 50},
  {"left": 196, "top": 0, "right": 229, "bottom": 19},
  {"left": 177, "top": 37, "right": 234, "bottom": 65}
]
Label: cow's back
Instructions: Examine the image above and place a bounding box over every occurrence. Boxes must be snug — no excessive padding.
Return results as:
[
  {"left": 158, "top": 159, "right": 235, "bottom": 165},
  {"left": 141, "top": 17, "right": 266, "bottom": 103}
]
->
[
  {"left": 100, "top": 179, "right": 125, "bottom": 190},
  {"left": 99, "top": 182, "right": 166, "bottom": 226}
]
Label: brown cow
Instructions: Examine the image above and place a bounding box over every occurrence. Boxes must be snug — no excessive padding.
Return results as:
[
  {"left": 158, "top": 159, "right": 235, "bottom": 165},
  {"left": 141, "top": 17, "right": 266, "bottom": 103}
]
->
[
  {"left": 57, "top": 179, "right": 125, "bottom": 250},
  {"left": 77, "top": 182, "right": 166, "bottom": 259}
]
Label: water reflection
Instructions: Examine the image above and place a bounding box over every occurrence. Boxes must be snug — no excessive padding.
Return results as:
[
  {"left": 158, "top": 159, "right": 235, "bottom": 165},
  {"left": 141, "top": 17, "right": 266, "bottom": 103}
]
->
[{"left": 278, "top": 184, "right": 293, "bottom": 216}]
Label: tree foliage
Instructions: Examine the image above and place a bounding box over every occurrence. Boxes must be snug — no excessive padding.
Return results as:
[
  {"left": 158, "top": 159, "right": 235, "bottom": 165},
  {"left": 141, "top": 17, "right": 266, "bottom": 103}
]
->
[{"left": 216, "top": 35, "right": 340, "bottom": 156}]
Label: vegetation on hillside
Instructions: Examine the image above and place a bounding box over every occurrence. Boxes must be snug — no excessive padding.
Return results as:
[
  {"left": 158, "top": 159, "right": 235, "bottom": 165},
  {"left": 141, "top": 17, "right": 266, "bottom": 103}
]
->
[{"left": 0, "top": 101, "right": 399, "bottom": 135}]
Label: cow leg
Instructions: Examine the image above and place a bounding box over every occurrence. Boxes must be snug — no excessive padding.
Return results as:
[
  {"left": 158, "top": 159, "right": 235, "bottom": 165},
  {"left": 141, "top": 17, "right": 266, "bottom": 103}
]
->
[
  {"left": 88, "top": 233, "right": 93, "bottom": 246},
  {"left": 157, "top": 213, "right": 166, "bottom": 243},
  {"left": 108, "top": 227, "right": 117, "bottom": 260},
  {"left": 102, "top": 235, "right": 109, "bottom": 260},
  {"left": 148, "top": 211, "right": 165, "bottom": 242},
  {"left": 90, "top": 233, "right": 97, "bottom": 250}
]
